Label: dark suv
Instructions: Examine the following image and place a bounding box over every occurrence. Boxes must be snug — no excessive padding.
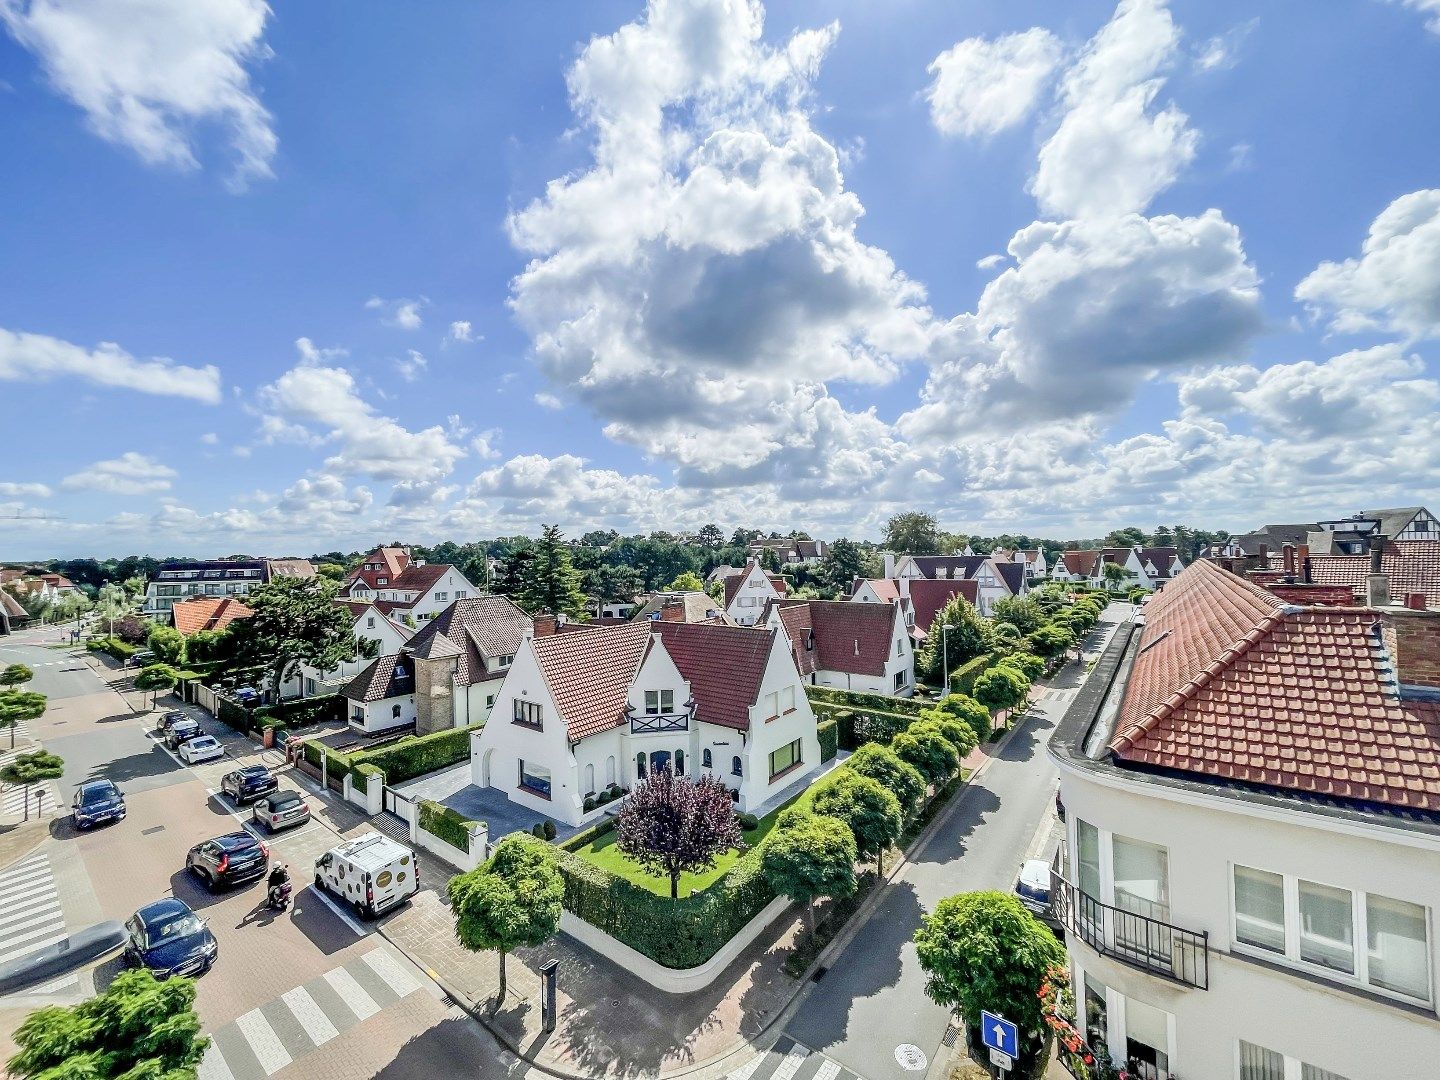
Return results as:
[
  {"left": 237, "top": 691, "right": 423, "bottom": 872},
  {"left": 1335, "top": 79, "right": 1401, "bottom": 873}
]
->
[
  {"left": 185, "top": 832, "right": 269, "bottom": 891},
  {"left": 221, "top": 765, "right": 278, "bottom": 805},
  {"left": 165, "top": 719, "right": 202, "bottom": 750},
  {"left": 72, "top": 780, "right": 126, "bottom": 830}
]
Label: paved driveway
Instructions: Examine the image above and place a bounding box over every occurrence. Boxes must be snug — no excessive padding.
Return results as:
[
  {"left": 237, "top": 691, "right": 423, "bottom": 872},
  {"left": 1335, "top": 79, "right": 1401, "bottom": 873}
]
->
[{"left": 392, "top": 765, "right": 581, "bottom": 843}]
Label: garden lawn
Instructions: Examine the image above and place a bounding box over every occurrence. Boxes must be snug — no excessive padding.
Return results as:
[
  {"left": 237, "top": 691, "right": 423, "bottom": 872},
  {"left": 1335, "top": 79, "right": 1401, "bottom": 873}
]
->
[{"left": 574, "top": 797, "right": 792, "bottom": 898}]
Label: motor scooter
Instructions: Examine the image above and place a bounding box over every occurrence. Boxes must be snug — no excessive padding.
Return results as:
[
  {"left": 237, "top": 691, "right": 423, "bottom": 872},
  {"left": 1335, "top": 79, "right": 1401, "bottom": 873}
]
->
[{"left": 267, "top": 879, "right": 292, "bottom": 912}]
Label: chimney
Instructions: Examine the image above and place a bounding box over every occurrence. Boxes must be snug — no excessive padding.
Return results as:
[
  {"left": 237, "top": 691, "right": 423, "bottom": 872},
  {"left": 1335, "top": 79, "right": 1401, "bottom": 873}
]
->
[
  {"left": 533, "top": 614, "right": 558, "bottom": 638},
  {"left": 1368, "top": 533, "right": 1390, "bottom": 607},
  {"left": 1282, "top": 543, "right": 1296, "bottom": 577},
  {"left": 1297, "top": 543, "right": 1311, "bottom": 584},
  {"left": 1407, "top": 592, "right": 1428, "bottom": 612},
  {"left": 1257, "top": 543, "right": 1269, "bottom": 563},
  {"left": 1382, "top": 608, "right": 1440, "bottom": 694},
  {"left": 660, "top": 599, "right": 686, "bottom": 623}
]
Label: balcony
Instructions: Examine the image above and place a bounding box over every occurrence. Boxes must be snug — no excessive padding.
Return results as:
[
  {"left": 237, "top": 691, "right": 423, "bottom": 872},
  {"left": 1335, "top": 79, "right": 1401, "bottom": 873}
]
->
[
  {"left": 629, "top": 710, "right": 689, "bottom": 734},
  {"left": 1050, "top": 868, "right": 1210, "bottom": 990}
]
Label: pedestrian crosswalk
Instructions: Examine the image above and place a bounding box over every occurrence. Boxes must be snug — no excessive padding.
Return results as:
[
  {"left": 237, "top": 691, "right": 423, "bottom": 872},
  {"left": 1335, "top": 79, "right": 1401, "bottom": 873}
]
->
[
  {"left": 727, "top": 1038, "right": 865, "bottom": 1080},
  {"left": 198, "top": 947, "right": 424, "bottom": 1080},
  {"left": 0, "top": 752, "right": 56, "bottom": 819},
  {"left": 0, "top": 851, "right": 74, "bottom": 990}
]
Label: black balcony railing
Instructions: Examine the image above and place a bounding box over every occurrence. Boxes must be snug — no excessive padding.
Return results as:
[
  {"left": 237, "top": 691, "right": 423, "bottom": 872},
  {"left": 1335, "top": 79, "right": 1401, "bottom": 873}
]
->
[
  {"left": 1050, "top": 870, "right": 1210, "bottom": 990},
  {"left": 629, "top": 711, "right": 689, "bottom": 734}
]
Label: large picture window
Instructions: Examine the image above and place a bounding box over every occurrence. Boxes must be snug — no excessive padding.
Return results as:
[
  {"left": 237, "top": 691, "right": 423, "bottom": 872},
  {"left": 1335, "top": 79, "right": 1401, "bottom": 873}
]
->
[
  {"left": 513, "top": 699, "right": 542, "bottom": 729},
  {"left": 518, "top": 760, "right": 551, "bottom": 797},
  {"left": 1232, "top": 865, "right": 1431, "bottom": 1002},
  {"left": 768, "top": 739, "right": 802, "bottom": 780}
]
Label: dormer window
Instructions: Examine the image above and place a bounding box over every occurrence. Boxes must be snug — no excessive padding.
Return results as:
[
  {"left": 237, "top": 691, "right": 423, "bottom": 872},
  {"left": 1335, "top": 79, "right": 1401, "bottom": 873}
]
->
[
  {"left": 497, "top": 654, "right": 514, "bottom": 669},
  {"left": 377, "top": 577, "right": 388, "bottom": 585},
  {"left": 644, "top": 689, "right": 674, "bottom": 715}
]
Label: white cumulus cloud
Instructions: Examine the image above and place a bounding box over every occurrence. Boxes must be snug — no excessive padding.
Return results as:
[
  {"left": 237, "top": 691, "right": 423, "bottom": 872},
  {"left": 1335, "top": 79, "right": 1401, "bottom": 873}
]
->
[
  {"left": 0, "top": 327, "right": 222, "bottom": 402},
  {"left": 62, "top": 452, "right": 176, "bottom": 495},
  {"left": 926, "top": 29, "right": 1062, "bottom": 138},
  {"left": 366, "top": 295, "right": 427, "bottom": 330},
  {"left": 0, "top": 481, "right": 52, "bottom": 497}
]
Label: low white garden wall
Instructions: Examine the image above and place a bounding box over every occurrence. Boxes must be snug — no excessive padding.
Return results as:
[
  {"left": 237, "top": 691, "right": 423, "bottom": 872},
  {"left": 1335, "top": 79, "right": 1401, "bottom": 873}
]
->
[
  {"left": 559, "top": 894, "right": 791, "bottom": 994},
  {"left": 411, "top": 813, "right": 488, "bottom": 873}
]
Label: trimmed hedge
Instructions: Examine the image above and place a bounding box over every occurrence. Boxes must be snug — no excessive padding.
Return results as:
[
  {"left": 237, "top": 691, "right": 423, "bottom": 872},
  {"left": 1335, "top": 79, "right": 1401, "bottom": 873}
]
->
[
  {"left": 810, "top": 700, "right": 918, "bottom": 751},
  {"left": 347, "top": 723, "right": 482, "bottom": 784},
  {"left": 264, "top": 696, "right": 343, "bottom": 728},
  {"left": 817, "top": 719, "right": 838, "bottom": 763},
  {"left": 354, "top": 763, "right": 384, "bottom": 792},
  {"left": 216, "top": 696, "right": 253, "bottom": 733},
  {"left": 560, "top": 815, "right": 617, "bottom": 853},
  {"left": 86, "top": 637, "right": 136, "bottom": 661},
  {"left": 302, "top": 739, "right": 352, "bottom": 782},
  {"left": 804, "top": 685, "right": 927, "bottom": 718},
  {"left": 418, "top": 799, "right": 479, "bottom": 853},
  {"left": 948, "top": 652, "right": 998, "bottom": 697}
]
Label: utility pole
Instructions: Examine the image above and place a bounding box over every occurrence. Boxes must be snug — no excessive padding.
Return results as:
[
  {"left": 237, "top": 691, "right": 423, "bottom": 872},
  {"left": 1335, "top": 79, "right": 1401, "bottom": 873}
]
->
[{"left": 941, "top": 623, "right": 955, "bottom": 699}]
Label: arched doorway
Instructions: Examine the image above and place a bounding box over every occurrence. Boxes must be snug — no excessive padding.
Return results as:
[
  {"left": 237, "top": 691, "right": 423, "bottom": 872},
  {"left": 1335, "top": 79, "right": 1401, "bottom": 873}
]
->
[{"left": 649, "top": 749, "right": 672, "bottom": 775}]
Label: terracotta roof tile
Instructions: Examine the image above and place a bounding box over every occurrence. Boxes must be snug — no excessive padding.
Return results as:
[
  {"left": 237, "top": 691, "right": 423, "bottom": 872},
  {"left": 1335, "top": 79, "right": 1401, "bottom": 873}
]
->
[
  {"left": 906, "top": 579, "right": 979, "bottom": 638},
  {"left": 534, "top": 623, "right": 651, "bottom": 742},
  {"left": 171, "top": 597, "right": 254, "bottom": 635},
  {"left": 653, "top": 622, "right": 774, "bottom": 731},
  {"left": 406, "top": 595, "right": 532, "bottom": 685},
  {"left": 769, "top": 599, "right": 898, "bottom": 677}
]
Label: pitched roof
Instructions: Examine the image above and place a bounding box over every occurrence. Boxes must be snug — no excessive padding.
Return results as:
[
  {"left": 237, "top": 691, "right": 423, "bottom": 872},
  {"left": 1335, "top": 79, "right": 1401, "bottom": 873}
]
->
[
  {"left": 171, "top": 597, "right": 254, "bottom": 635},
  {"left": 341, "top": 653, "right": 415, "bottom": 703},
  {"left": 344, "top": 546, "right": 411, "bottom": 591},
  {"left": 722, "top": 559, "right": 785, "bottom": 608},
  {"left": 907, "top": 555, "right": 988, "bottom": 579},
  {"left": 907, "top": 578, "right": 979, "bottom": 638},
  {"left": 1060, "top": 550, "right": 1100, "bottom": 577},
  {"left": 388, "top": 562, "right": 453, "bottom": 594},
  {"left": 992, "top": 561, "right": 1026, "bottom": 595},
  {"left": 533, "top": 623, "right": 651, "bottom": 741},
  {"left": 855, "top": 578, "right": 901, "bottom": 602},
  {"left": 335, "top": 600, "right": 414, "bottom": 641},
  {"left": 405, "top": 595, "right": 532, "bottom": 684},
  {"left": 1266, "top": 541, "right": 1440, "bottom": 609},
  {"left": 1109, "top": 559, "right": 1440, "bottom": 813},
  {"left": 630, "top": 591, "right": 733, "bottom": 624},
  {"left": 0, "top": 591, "right": 27, "bottom": 619},
  {"left": 1360, "top": 507, "right": 1426, "bottom": 536},
  {"left": 265, "top": 559, "right": 316, "bottom": 579},
  {"left": 652, "top": 622, "right": 775, "bottom": 731},
  {"left": 770, "top": 599, "right": 898, "bottom": 677}
]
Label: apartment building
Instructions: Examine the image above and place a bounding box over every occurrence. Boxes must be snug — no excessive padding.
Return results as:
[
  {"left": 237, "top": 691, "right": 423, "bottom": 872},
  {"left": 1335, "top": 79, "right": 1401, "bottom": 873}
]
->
[{"left": 142, "top": 558, "right": 314, "bottom": 617}]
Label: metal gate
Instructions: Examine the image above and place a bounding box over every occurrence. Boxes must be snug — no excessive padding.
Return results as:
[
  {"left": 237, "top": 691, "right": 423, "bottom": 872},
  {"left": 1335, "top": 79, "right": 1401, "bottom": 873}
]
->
[{"left": 383, "top": 786, "right": 416, "bottom": 826}]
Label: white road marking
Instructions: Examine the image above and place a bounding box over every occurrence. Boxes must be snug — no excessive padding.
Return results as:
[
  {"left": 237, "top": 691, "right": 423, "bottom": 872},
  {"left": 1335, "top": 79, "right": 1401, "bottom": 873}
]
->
[
  {"left": 323, "top": 966, "right": 380, "bottom": 1021},
  {"left": 196, "top": 1045, "right": 235, "bottom": 1080},
  {"left": 0, "top": 902, "right": 64, "bottom": 934},
  {"left": 280, "top": 985, "right": 340, "bottom": 1047},
  {"left": 727, "top": 1052, "right": 768, "bottom": 1080},
  {"left": 361, "top": 947, "right": 421, "bottom": 998},
  {"left": 233, "top": 1008, "right": 292, "bottom": 1077},
  {"left": 0, "top": 932, "right": 66, "bottom": 965},
  {"left": 813, "top": 1059, "right": 841, "bottom": 1080},
  {"left": 772, "top": 1044, "right": 811, "bottom": 1080}
]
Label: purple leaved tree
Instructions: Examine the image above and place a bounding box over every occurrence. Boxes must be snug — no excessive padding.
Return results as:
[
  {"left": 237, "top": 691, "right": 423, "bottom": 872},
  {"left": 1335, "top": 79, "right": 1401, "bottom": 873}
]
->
[{"left": 615, "top": 769, "right": 743, "bottom": 898}]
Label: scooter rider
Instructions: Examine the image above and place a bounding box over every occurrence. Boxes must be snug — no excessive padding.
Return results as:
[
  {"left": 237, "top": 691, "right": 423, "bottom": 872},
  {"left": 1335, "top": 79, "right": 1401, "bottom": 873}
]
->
[{"left": 267, "top": 862, "right": 291, "bottom": 905}]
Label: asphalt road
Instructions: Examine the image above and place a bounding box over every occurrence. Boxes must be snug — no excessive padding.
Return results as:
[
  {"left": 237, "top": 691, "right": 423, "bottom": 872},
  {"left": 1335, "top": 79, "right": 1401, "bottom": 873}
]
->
[{"left": 783, "top": 607, "right": 1129, "bottom": 1080}]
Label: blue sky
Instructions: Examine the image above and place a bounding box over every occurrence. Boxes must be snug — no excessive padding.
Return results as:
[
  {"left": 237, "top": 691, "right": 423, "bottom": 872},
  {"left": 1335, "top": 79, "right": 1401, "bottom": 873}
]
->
[{"left": 2, "top": 0, "right": 1439, "bottom": 558}]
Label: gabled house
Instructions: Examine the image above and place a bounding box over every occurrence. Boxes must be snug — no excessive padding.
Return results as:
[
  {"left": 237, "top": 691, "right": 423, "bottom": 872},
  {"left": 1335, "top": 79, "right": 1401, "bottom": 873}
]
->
[
  {"left": 1135, "top": 546, "right": 1184, "bottom": 588},
  {"left": 342, "top": 653, "right": 417, "bottom": 734},
  {"left": 282, "top": 600, "right": 414, "bottom": 701},
  {"left": 886, "top": 554, "right": 1025, "bottom": 616},
  {"left": 1051, "top": 550, "right": 1102, "bottom": 584},
  {"left": 748, "top": 537, "right": 829, "bottom": 566},
  {"left": 398, "top": 595, "right": 534, "bottom": 733},
  {"left": 629, "top": 590, "right": 734, "bottom": 625},
  {"left": 1011, "top": 548, "right": 1048, "bottom": 582},
  {"left": 723, "top": 558, "right": 787, "bottom": 626},
  {"left": 1361, "top": 506, "right": 1440, "bottom": 542},
  {"left": 171, "top": 596, "right": 254, "bottom": 636},
  {"left": 0, "top": 590, "right": 28, "bottom": 635},
  {"left": 343, "top": 561, "right": 478, "bottom": 625},
  {"left": 850, "top": 576, "right": 980, "bottom": 644},
  {"left": 765, "top": 598, "right": 915, "bottom": 696},
  {"left": 469, "top": 619, "right": 821, "bottom": 826},
  {"left": 342, "top": 546, "right": 412, "bottom": 593}
]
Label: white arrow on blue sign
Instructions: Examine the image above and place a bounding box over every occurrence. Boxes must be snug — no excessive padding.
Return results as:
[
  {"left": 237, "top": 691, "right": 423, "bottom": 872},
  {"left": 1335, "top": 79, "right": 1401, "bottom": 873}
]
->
[{"left": 979, "top": 1011, "right": 1018, "bottom": 1058}]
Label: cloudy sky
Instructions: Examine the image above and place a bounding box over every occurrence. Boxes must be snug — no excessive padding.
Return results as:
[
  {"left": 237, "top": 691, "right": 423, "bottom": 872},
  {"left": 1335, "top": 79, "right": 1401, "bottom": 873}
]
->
[{"left": 2, "top": 0, "right": 1439, "bottom": 558}]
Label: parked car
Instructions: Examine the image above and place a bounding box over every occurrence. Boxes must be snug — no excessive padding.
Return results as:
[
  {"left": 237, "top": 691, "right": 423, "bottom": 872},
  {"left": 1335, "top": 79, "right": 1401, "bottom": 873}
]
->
[
  {"left": 314, "top": 833, "right": 418, "bottom": 918},
  {"left": 185, "top": 831, "right": 269, "bottom": 892},
  {"left": 234, "top": 686, "right": 261, "bottom": 706},
  {"left": 1015, "top": 858, "right": 1062, "bottom": 931},
  {"left": 124, "top": 899, "right": 216, "bottom": 978},
  {"left": 71, "top": 780, "right": 125, "bottom": 830},
  {"left": 156, "top": 710, "right": 189, "bottom": 734},
  {"left": 178, "top": 735, "right": 224, "bottom": 765},
  {"left": 164, "top": 719, "right": 201, "bottom": 750},
  {"left": 130, "top": 649, "right": 155, "bottom": 666},
  {"left": 221, "top": 765, "right": 277, "bottom": 804},
  {"left": 252, "top": 790, "right": 311, "bottom": 833}
]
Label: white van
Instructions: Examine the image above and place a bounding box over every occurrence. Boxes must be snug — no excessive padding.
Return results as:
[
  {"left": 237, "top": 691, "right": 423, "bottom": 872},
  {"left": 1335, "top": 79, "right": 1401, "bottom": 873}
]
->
[{"left": 313, "top": 833, "right": 419, "bottom": 918}]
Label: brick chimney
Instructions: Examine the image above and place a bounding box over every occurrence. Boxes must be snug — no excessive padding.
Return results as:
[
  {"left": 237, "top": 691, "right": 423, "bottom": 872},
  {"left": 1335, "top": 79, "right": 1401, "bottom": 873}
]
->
[
  {"left": 533, "top": 614, "right": 558, "bottom": 637},
  {"left": 1368, "top": 534, "right": 1391, "bottom": 608},
  {"left": 1297, "top": 543, "right": 1311, "bottom": 584},
  {"left": 660, "top": 599, "right": 686, "bottom": 623},
  {"left": 1282, "top": 543, "right": 1296, "bottom": 577},
  {"left": 1381, "top": 608, "right": 1440, "bottom": 694}
]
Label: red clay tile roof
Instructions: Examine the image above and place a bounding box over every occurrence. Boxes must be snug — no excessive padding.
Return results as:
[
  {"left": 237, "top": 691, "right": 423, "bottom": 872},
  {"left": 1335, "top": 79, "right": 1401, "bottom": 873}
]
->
[
  {"left": 1270, "top": 541, "right": 1440, "bottom": 609},
  {"left": 533, "top": 622, "right": 651, "bottom": 742},
  {"left": 341, "top": 653, "right": 415, "bottom": 703},
  {"left": 0, "top": 591, "right": 27, "bottom": 619},
  {"left": 723, "top": 560, "right": 785, "bottom": 609},
  {"left": 907, "top": 579, "right": 980, "bottom": 638},
  {"left": 1060, "top": 551, "right": 1101, "bottom": 577},
  {"left": 770, "top": 599, "right": 898, "bottom": 677},
  {"left": 171, "top": 597, "right": 254, "bottom": 636},
  {"left": 1110, "top": 559, "right": 1440, "bottom": 813},
  {"left": 344, "top": 546, "right": 411, "bottom": 591},
  {"left": 653, "top": 622, "right": 775, "bottom": 731},
  {"left": 855, "top": 578, "right": 901, "bottom": 602}
]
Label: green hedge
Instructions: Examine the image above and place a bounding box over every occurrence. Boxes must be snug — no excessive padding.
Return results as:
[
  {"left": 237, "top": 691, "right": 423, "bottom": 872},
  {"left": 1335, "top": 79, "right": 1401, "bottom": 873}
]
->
[
  {"left": 216, "top": 696, "right": 254, "bottom": 732},
  {"left": 418, "top": 800, "right": 479, "bottom": 853},
  {"left": 804, "top": 685, "right": 927, "bottom": 718},
  {"left": 556, "top": 845, "right": 777, "bottom": 969},
  {"left": 347, "top": 723, "right": 482, "bottom": 784},
  {"left": 86, "top": 637, "right": 136, "bottom": 661},
  {"left": 948, "top": 652, "right": 998, "bottom": 697},
  {"left": 560, "top": 814, "right": 617, "bottom": 853},
  {"left": 810, "top": 700, "right": 917, "bottom": 751},
  {"left": 817, "top": 719, "right": 838, "bottom": 763},
  {"left": 263, "top": 696, "right": 344, "bottom": 728},
  {"left": 302, "top": 739, "right": 352, "bottom": 781},
  {"left": 354, "top": 763, "right": 384, "bottom": 792}
]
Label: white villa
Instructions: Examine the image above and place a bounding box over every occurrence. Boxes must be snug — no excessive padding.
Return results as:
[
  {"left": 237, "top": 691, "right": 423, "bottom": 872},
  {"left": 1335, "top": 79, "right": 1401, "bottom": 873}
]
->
[
  {"left": 722, "top": 558, "right": 788, "bottom": 626},
  {"left": 469, "top": 619, "right": 822, "bottom": 827},
  {"left": 764, "top": 598, "right": 915, "bottom": 697},
  {"left": 341, "top": 546, "right": 479, "bottom": 625}
]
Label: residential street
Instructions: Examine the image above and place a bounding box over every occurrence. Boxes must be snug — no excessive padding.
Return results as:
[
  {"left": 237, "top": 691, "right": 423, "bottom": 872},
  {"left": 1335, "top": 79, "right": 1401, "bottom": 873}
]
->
[{"left": 781, "top": 605, "right": 1129, "bottom": 1080}]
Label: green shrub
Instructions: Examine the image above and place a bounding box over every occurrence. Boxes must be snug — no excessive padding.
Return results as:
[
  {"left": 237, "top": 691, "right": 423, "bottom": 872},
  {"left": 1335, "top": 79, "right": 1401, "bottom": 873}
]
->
[
  {"left": 804, "top": 685, "right": 927, "bottom": 718},
  {"left": 301, "top": 739, "right": 352, "bottom": 781},
  {"left": 418, "top": 799, "right": 477, "bottom": 853},
  {"left": 817, "top": 718, "right": 838, "bottom": 762},
  {"left": 544, "top": 820, "right": 557, "bottom": 841},
  {"left": 948, "top": 653, "right": 996, "bottom": 697},
  {"left": 266, "top": 696, "right": 343, "bottom": 728},
  {"left": 347, "top": 723, "right": 481, "bottom": 783},
  {"left": 560, "top": 815, "right": 616, "bottom": 853},
  {"left": 216, "top": 696, "right": 254, "bottom": 733},
  {"left": 354, "top": 763, "right": 384, "bottom": 792},
  {"left": 532, "top": 823, "right": 547, "bottom": 840},
  {"left": 737, "top": 812, "right": 760, "bottom": 831},
  {"left": 584, "top": 795, "right": 597, "bottom": 813}
]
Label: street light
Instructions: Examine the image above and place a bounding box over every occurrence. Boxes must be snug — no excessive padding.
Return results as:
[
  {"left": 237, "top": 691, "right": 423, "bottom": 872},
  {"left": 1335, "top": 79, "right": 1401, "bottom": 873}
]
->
[{"left": 941, "top": 623, "right": 956, "bottom": 699}]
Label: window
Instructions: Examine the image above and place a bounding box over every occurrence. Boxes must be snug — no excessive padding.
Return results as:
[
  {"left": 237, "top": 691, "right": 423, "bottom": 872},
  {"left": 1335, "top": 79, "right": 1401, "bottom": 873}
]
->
[
  {"left": 768, "top": 739, "right": 801, "bottom": 780},
  {"left": 635, "top": 752, "right": 647, "bottom": 780},
  {"left": 435, "top": 592, "right": 447, "bottom": 602},
  {"left": 1077, "top": 820, "right": 1101, "bottom": 897},
  {"left": 1082, "top": 974, "right": 1107, "bottom": 1052},
  {"left": 894, "top": 670, "right": 908, "bottom": 691},
  {"left": 896, "top": 638, "right": 903, "bottom": 657},
  {"left": 519, "top": 760, "right": 551, "bottom": 797},
  {"left": 486, "top": 694, "right": 496, "bottom": 709},
  {"left": 702, "top": 749, "right": 713, "bottom": 769},
  {"left": 606, "top": 756, "right": 616, "bottom": 785},
  {"left": 675, "top": 750, "right": 685, "bottom": 775},
  {"left": 497, "top": 654, "right": 514, "bottom": 669},
  {"left": 644, "top": 689, "right": 674, "bottom": 715},
  {"left": 513, "top": 700, "right": 543, "bottom": 729},
  {"left": 377, "top": 577, "right": 388, "bottom": 585},
  {"left": 391, "top": 704, "right": 402, "bottom": 719},
  {"left": 366, "top": 616, "right": 375, "bottom": 628},
  {"left": 764, "top": 691, "right": 780, "bottom": 719},
  {"left": 1231, "top": 867, "right": 1431, "bottom": 1002},
  {"left": 456, "top": 590, "right": 468, "bottom": 598},
  {"left": 732, "top": 755, "right": 743, "bottom": 777},
  {"left": 1241, "top": 1042, "right": 1351, "bottom": 1080},
  {"left": 584, "top": 763, "right": 595, "bottom": 795},
  {"left": 780, "top": 686, "right": 795, "bottom": 713}
]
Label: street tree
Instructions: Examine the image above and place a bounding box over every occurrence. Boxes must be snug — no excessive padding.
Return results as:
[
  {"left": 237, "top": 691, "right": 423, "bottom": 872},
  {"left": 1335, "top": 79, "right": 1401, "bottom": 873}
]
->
[
  {"left": 812, "top": 771, "right": 903, "bottom": 873},
  {"left": 817, "top": 538, "right": 879, "bottom": 594},
  {"left": 519, "top": 525, "right": 588, "bottom": 619},
  {"left": 992, "top": 596, "right": 1045, "bottom": 636},
  {"left": 1027, "top": 624, "right": 1074, "bottom": 662},
  {"left": 0, "top": 749, "right": 64, "bottom": 820},
  {"left": 95, "top": 582, "right": 131, "bottom": 636},
  {"left": 447, "top": 834, "right": 564, "bottom": 1007},
  {"left": 616, "top": 770, "right": 742, "bottom": 898},
  {"left": 914, "top": 594, "right": 988, "bottom": 684},
  {"left": 913, "top": 713, "right": 978, "bottom": 761},
  {"left": 914, "top": 891, "right": 1065, "bottom": 1067},
  {"left": 133, "top": 664, "right": 180, "bottom": 709},
  {"left": 665, "top": 570, "right": 706, "bottom": 592},
  {"left": 762, "top": 815, "right": 858, "bottom": 936},
  {"left": 881, "top": 512, "right": 942, "bottom": 555},
  {"left": 891, "top": 727, "right": 960, "bottom": 788},
  {"left": 844, "top": 742, "right": 925, "bottom": 818},
  {"left": 229, "top": 576, "right": 355, "bottom": 698},
  {"left": 929, "top": 694, "right": 992, "bottom": 745},
  {"left": 974, "top": 665, "right": 1029, "bottom": 726},
  {"left": 988, "top": 622, "right": 1023, "bottom": 655},
  {"left": 146, "top": 624, "right": 187, "bottom": 666},
  {"left": 6, "top": 967, "right": 208, "bottom": 1079},
  {"left": 0, "top": 664, "right": 33, "bottom": 689},
  {"left": 0, "top": 690, "right": 46, "bottom": 749}
]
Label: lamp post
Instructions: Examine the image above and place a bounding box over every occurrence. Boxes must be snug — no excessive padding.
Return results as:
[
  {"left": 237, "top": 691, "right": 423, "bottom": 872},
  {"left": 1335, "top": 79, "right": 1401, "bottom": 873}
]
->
[{"left": 941, "top": 623, "right": 955, "bottom": 699}]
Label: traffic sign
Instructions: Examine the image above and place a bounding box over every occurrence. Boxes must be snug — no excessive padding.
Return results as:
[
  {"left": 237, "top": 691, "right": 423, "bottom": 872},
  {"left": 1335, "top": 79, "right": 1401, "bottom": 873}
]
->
[
  {"left": 989, "top": 1049, "right": 1013, "bottom": 1071},
  {"left": 980, "top": 1011, "right": 1018, "bottom": 1058}
]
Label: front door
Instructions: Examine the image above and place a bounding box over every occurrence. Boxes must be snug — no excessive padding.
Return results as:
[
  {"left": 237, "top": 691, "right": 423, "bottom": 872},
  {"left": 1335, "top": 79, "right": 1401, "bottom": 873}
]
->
[{"left": 650, "top": 750, "right": 672, "bottom": 775}]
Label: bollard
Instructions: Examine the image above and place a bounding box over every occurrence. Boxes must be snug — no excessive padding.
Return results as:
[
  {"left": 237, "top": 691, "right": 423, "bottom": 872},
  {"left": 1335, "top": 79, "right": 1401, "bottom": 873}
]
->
[{"left": 540, "top": 959, "right": 558, "bottom": 1033}]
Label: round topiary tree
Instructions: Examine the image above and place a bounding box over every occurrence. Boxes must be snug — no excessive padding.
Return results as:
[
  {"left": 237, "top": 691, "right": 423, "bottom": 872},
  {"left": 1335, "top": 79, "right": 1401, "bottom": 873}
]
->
[
  {"left": 915, "top": 712, "right": 978, "bottom": 761},
  {"left": 974, "top": 666, "right": 1029, "bottom": 727},
  {"left": 1, "top": 749, "right": 64, "bottom": 821},
  {"left": 935, "top": 693, "right": 992, "bottom": 746},
  {"left": 845, "top": 742, "right": 925, "bottom": 818},
  {"left": 762, "top": 814, "right": 858, "bottom": 936},
  {"left": 0, "top": 689, "right": 45, "bottom": 750},
  {"left": 133, "top": 664, "right": 179, "bottom": 710},
  {"left": 891, "top": 727, "right": 959, "bottom": 788},
  {"left": 812, "top": 771, "right": 903, "bottom": 873}
]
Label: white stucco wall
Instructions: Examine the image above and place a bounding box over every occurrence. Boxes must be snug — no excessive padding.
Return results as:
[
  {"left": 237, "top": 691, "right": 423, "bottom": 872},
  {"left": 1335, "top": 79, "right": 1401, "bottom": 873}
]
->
[
  {"left": 726, "top": 564, "right": 781, "bottom": 626},
  {"left": 1057, "top": 759, "right": 1440, "bottom": 1080},
  {"left": 739, "top": 632, "right": 821, "bottom": 811},
  {"left": 347, "top": 693, "right": 416, "bottom": 734}
]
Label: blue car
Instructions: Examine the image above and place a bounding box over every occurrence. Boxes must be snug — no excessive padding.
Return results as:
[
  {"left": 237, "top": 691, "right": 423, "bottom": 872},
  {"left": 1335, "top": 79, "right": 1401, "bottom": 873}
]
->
[
  {"left": 124, "top": 899, "right": 217, "bottom": 979},
  {"left": 71, "top": 780, "right": 126, "bottom": 830}
]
